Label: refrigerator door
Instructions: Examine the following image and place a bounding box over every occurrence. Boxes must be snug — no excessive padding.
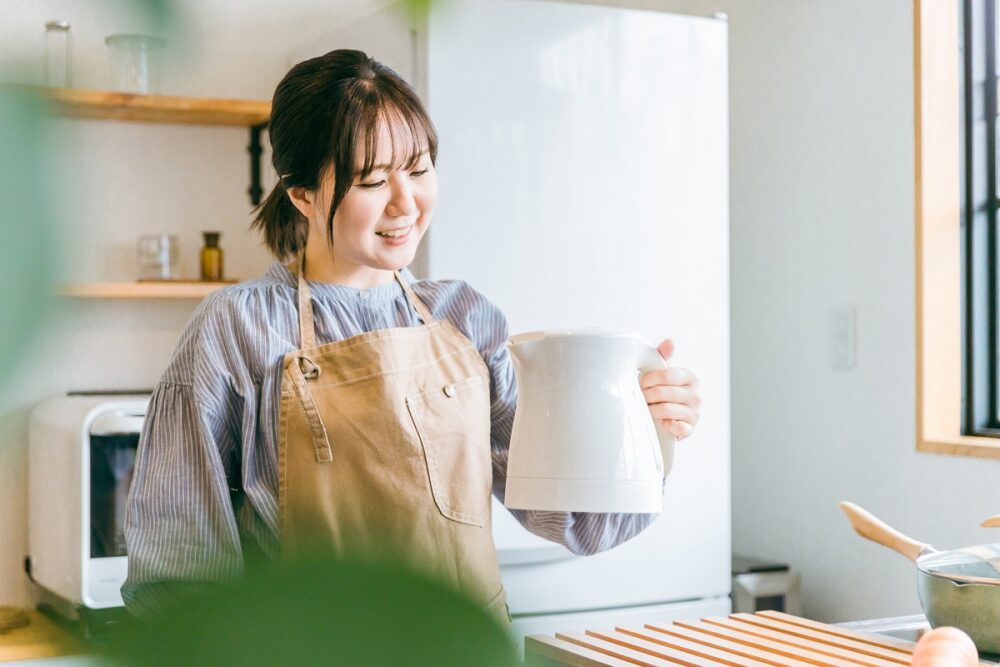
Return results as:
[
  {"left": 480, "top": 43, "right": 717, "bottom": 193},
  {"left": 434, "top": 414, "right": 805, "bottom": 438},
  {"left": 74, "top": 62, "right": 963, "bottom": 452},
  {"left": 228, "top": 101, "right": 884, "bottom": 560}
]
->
[{"left": 427, "top": 0, "right": 730, "bottom": 614}]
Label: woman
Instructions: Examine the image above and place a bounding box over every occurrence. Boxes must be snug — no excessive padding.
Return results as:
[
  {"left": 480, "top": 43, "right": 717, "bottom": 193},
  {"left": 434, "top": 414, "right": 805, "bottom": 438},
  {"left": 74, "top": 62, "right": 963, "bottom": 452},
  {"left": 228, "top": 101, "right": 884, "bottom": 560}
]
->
[{"left": 123, "top": 49, "right": 702, "bottom": 621}]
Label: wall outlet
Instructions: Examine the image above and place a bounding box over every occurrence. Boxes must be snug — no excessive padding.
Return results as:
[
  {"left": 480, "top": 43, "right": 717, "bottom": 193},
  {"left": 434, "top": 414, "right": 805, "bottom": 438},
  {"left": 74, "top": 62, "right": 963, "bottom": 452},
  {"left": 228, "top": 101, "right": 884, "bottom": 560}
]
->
[{"left": 831, "top": 304, "right": 857, "bottom": 370}]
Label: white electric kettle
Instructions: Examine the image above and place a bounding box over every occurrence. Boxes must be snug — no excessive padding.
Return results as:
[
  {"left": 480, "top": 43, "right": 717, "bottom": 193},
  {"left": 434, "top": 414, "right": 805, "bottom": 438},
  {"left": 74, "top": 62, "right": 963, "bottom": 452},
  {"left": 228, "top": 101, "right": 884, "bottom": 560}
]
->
[{"left": 503, "top": 330, "right": 676, "bottom": 513}]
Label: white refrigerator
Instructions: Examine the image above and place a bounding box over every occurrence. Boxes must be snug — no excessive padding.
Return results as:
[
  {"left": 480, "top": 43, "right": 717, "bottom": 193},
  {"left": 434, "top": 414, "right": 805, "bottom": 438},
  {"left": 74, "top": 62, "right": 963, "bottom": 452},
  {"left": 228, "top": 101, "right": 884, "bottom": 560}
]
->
[
  {"left": 424, "top": 0, "right": 731, "bottom": 643},
  {"left": 291, "top": 0, "right": 731, "bottom": 643}
]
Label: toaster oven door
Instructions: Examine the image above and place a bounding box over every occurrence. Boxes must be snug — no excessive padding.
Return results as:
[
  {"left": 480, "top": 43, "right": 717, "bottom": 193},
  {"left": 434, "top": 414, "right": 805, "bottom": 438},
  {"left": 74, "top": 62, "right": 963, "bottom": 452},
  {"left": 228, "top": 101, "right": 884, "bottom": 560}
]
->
[
  {"left": 90, "top": 432, "right": 137, "bottom": 560},
  {"left": 85, "top": 406, "right": 144, "bottom": 608}
]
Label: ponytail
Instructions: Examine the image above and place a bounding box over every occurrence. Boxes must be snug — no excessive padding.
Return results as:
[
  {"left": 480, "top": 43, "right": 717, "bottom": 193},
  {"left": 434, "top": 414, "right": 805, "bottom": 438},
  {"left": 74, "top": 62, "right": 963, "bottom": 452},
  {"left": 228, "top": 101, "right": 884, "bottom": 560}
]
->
[{"left": 251, "top": 183, "right": 308, "bottom": 261}]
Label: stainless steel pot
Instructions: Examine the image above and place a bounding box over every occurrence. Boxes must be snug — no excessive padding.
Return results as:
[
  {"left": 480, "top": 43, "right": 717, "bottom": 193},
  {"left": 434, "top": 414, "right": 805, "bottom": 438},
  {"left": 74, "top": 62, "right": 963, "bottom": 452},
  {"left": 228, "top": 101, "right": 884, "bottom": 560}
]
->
[{"left": 840, "top": 501, "right": 1000, "bottom": 654}]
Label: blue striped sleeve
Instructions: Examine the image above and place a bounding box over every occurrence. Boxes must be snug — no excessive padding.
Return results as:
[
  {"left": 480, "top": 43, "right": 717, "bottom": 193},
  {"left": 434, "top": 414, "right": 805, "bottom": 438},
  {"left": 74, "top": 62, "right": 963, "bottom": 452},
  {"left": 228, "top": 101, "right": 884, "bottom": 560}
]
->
[{"left": 122, "top": 299, "right": 247, "bottom": 617}]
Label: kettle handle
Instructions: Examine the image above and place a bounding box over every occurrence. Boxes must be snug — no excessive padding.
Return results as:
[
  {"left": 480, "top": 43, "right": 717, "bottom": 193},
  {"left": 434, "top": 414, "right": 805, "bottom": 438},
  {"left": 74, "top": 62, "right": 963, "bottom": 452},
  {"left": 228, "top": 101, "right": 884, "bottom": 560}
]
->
[{"left": 637, "top": 342, "right": 677, "bottom": 478}]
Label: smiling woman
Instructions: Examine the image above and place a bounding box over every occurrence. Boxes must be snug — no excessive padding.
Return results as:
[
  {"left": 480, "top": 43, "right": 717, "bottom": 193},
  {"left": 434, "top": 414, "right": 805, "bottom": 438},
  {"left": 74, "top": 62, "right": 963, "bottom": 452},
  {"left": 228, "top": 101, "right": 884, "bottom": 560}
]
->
[
  {"left": 251, "top": 49, "right": 437, "bottom": 281},
  {"left": 121, "top": 48, "right": 703, "bottom": 625}
]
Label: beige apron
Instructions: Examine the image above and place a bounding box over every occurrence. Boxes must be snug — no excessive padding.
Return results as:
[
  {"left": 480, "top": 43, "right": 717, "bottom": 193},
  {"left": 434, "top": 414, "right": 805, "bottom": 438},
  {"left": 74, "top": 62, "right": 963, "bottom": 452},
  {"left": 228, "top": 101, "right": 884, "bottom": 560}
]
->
[{"left": 276, "top": 260, "right": 508, "bottom": 621}]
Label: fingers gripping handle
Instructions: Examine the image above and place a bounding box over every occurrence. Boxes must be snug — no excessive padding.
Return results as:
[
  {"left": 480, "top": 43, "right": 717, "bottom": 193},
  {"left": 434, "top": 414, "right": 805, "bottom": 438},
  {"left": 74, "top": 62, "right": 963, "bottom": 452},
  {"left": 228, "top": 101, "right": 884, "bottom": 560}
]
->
[{"left": 638, "top": 342, "right": 677, "bottom": 478}]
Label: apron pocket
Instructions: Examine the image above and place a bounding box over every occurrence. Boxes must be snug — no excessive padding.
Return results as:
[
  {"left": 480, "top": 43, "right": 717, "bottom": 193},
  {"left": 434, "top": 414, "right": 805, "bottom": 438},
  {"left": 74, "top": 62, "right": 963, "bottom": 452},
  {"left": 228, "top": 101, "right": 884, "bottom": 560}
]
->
[{"left": 405, "top": 374, "right": 492, "bottom": 527}]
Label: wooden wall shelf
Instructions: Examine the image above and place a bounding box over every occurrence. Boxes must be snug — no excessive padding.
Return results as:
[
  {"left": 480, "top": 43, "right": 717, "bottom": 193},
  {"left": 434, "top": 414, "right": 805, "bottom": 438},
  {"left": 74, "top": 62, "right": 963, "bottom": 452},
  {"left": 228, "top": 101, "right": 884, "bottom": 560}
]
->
[
  {"left": 41, "top": 87, "right": 270, "bottom": 127},
  {"left": 59, "top": 281, "right": 236, "bottom": 300},
  {"left": 17, "top": 85, "right": 272, "bottom": 203}
]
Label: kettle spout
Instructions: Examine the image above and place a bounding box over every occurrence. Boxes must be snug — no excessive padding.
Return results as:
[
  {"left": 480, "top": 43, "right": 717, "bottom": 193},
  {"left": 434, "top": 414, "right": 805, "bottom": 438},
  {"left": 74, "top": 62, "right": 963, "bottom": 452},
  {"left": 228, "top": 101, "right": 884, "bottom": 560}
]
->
[{"left": 507, "top": 330, "right": 547, "bottom": 363}]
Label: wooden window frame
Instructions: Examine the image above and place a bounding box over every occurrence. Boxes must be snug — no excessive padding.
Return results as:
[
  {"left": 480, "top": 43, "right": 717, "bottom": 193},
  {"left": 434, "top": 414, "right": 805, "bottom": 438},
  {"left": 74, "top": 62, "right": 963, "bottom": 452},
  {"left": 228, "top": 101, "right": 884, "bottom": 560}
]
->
[{"left": 916, "top": 0, "right": 1000, "bottom": 457}]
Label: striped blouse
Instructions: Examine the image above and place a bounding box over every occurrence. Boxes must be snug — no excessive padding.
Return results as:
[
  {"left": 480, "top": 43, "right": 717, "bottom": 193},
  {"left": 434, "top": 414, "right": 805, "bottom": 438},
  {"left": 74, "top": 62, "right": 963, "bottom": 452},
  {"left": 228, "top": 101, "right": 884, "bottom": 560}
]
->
[{"left": 122, "top": 262, "right": 659, "bottom": 617}]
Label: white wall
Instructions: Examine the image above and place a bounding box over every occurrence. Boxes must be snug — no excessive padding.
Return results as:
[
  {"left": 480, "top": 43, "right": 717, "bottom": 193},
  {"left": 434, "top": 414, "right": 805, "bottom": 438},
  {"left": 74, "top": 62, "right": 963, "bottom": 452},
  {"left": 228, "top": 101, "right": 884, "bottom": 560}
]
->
[
  {"left": 5, "top": 0, "right": 999, "bottom": 626},
  {"left": 600, "top": 0, "right": 1000, "bottom": 623}
]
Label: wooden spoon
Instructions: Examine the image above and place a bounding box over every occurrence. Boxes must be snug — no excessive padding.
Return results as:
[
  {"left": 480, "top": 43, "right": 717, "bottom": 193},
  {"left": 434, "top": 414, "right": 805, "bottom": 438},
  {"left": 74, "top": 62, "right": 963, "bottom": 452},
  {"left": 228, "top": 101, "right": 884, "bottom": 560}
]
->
[{"left": 839, "top": 501, "right": 933, "bottom": 562}]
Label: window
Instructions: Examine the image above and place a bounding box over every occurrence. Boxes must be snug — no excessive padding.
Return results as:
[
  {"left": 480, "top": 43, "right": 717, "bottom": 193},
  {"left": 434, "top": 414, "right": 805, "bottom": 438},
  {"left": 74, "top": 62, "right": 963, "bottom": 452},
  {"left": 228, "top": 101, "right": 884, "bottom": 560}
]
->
[
  {"left": 916, "top": 0, "right": 1000, "bottom": 456},
  {"left": 962, "top": 0, "right": 1000, "bottom": 437}
]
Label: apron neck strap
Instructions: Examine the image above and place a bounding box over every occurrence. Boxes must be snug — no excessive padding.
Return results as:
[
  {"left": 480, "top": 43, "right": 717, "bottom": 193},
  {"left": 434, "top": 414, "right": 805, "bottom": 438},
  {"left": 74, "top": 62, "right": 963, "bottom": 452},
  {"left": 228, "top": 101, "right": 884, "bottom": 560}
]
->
[
  {"left": 293, "top": 253, "right": 435, "bottom": 351},
  {"left": 296, "top": 253, "right": 318, "bottom": 350},
  {"left": 393, "top": 270, "right": 434, "bottom": 324}
]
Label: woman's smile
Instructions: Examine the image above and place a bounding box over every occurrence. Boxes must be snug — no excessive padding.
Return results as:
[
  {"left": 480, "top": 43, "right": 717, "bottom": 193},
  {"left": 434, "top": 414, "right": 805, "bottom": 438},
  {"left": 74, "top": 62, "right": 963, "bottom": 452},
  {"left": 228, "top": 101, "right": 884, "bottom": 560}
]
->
[{"left": 374, "top": 224, "right": 414, "bottom": 242}]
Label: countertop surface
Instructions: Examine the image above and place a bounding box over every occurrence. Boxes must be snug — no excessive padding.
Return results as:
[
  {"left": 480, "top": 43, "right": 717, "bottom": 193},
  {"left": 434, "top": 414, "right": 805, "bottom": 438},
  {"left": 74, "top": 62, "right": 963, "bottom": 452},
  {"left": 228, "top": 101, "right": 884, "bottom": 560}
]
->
[
  {"left": 0, "top": 610, "right": 89, "bottom": 664},
  {"left": 841, "top": 615, "right": 999, "bottom": 664},
  {"left": 4, "top": 608, "right": 999, "bottom": 665}
]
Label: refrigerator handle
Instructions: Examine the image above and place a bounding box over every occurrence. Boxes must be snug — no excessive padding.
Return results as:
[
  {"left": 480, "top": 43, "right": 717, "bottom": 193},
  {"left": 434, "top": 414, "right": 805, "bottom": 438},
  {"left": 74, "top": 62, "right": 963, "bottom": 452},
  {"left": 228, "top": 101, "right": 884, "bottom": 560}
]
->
[{"left": 496, "top": 545, "right": 576, "bottom": 567}]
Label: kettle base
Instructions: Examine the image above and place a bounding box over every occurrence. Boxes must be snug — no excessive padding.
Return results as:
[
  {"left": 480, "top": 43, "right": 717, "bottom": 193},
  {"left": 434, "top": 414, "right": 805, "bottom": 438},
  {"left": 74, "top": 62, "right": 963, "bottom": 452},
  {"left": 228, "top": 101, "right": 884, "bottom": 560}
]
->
[{"left": 504, "top": 476, "right": 663, "bottom": 513}]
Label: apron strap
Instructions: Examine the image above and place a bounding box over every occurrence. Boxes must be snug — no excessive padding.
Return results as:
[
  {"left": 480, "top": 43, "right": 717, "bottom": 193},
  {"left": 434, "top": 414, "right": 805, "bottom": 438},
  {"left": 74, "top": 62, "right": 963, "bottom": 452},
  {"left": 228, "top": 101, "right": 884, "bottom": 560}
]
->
[
  {"left": 289, "top": 357, "right": 334, "bottom": 463},
  {"left": 295, "top": 253, "right": 318, "bottom": 350},
  {"left": 292, "top": 254, "right": 331, "bottom": 461},
  {"left": 394, "top": 270, "right": 434, "bottom": 323}
]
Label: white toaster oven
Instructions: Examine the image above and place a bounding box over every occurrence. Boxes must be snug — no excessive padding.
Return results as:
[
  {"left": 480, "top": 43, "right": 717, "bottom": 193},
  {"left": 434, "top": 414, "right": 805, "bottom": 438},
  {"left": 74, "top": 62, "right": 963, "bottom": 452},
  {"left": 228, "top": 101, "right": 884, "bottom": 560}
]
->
[{"left": 27, "top": 394, "right": 149, "bottom": 618}]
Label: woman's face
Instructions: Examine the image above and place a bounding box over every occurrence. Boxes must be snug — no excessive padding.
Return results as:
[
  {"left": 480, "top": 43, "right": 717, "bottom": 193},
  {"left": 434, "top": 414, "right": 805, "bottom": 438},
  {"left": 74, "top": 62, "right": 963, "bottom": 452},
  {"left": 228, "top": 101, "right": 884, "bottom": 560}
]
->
[{"left": 313, "top": 121, "right": 437, "bottom": 275}]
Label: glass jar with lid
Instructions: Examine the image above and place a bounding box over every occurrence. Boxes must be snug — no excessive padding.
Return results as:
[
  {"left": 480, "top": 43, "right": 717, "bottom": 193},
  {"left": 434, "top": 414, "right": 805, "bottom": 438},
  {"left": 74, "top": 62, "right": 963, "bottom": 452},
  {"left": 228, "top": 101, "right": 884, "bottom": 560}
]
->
[{"left": 44, "top": 20, "right": 72, "bottom": 87}]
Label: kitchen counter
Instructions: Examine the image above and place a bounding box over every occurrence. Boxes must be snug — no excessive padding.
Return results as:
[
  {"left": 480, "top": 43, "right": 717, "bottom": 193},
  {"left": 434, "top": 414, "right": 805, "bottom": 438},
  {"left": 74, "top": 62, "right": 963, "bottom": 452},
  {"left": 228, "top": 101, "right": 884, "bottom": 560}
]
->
[
  {"left": 3, "top": 607, "right": 998, "bottom": 665},
  {"left": 0, "top": 609, "right": 89, "bottom": 663},
  {"left": 840, "top": 615, "right": 999, "bottom": 664}
]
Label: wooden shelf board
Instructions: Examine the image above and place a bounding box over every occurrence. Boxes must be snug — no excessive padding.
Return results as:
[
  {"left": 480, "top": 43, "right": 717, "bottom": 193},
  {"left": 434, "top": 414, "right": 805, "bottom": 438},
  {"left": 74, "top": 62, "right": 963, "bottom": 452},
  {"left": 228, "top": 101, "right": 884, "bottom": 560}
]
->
[
  {"left": 59, "top": 281, "right": 235, "bottom": 299},
  {"left": 38, "top": 87, "right": 270, "bottom": 127}
]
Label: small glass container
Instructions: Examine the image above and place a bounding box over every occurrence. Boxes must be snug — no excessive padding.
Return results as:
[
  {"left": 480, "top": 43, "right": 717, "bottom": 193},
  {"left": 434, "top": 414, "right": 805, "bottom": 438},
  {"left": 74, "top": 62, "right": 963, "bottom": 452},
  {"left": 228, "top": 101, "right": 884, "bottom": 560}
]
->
[
  {"left": 105, "top": 34, "right": 165, "bottom": 94},
  {"left": 137, "top": 234, "right": 179, "bottom": 281},
  {"left": 45, "top": 20, "right": 72, "bottom": 87},
  {"left": 200, "top": 231, "right": 224, "bottom": 282}
]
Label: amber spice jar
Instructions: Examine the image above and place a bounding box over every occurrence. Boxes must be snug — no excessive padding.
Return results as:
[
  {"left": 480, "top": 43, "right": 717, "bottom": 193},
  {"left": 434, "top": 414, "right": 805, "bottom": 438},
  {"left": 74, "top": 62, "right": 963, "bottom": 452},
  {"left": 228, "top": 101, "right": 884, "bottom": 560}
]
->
[{"left": 200, "top": 231, "right": 223, "bottom": 281}]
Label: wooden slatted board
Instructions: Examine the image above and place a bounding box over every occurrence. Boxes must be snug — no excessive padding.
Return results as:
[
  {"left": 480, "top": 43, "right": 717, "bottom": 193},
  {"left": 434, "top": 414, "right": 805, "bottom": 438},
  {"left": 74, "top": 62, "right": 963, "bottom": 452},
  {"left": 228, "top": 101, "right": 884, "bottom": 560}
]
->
[{"left": 524, "top": 610, "right": 994, "bottom": 666}]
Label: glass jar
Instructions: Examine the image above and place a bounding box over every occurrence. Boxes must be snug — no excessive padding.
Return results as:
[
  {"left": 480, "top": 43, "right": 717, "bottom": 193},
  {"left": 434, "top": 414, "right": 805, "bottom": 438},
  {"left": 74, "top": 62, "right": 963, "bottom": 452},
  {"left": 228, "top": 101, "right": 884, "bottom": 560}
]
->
[
  {"left": 200, "top": 231, "right": 224, "bottom": 282},
  {"left": 137, "top": 234, "right": 179, "bottom": 281},
  {"left": 105, "top": 34, "right": 165, "bottom": 94},
  {"left": 45, "top": 20, "right": 72, "bottom": 87}
]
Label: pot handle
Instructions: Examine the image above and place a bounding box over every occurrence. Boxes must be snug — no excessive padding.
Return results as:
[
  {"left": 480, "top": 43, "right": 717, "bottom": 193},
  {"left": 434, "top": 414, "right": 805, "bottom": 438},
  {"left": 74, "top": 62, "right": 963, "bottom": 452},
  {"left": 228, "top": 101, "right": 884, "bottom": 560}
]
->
[
  {"left": 839, "top": 501, "right": 931, "bottom": 563},
  {"left": 638, "top": 342, "right": 677, "bottom": 479}
]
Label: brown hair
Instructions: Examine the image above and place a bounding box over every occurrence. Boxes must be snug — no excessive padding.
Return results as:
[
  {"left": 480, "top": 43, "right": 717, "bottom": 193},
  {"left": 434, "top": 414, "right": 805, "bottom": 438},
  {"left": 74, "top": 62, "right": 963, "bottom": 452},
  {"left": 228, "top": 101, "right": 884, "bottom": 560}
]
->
[{"left": 252, "top": 49, "right": 438, "bottom": 260}]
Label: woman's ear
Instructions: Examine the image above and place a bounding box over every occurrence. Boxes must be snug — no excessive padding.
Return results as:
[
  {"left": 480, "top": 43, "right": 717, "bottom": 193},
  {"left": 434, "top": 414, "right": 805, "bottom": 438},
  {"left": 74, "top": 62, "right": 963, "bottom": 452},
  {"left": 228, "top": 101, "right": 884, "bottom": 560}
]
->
[{"left": 285, "top": 186, "right": 316, "bottom": 221}]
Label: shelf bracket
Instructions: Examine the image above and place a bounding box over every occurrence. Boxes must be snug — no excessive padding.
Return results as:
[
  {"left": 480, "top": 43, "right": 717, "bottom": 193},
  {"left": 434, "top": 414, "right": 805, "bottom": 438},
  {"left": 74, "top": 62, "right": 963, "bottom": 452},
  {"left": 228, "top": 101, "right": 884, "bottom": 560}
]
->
[{"left": 248, "top": 122, "right": 266, "bottom": 206}]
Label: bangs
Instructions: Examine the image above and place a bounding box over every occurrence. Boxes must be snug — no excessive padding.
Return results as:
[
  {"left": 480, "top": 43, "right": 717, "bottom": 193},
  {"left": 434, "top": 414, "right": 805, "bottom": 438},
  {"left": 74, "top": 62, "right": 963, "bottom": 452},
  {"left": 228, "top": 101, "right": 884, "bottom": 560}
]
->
[
  {"left": 339, "top": 80, "right": 438, "bottom": 179},
  {"left": 357, "top": 106, "right": 433, "bottom": 176}
]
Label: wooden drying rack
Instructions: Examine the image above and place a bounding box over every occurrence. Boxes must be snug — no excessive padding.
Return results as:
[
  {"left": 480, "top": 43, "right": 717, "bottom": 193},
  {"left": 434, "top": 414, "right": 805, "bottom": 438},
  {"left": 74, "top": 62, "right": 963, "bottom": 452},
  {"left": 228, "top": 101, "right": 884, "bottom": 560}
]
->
[{"left": 525, "top": 610, "right": 994, "bottom": 666}]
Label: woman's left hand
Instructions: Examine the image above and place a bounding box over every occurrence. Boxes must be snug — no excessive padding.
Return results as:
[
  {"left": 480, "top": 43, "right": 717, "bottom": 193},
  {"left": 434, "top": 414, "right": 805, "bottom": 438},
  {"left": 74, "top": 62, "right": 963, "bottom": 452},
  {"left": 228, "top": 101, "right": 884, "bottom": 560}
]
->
[{"left": 639, "top": 339, "right": 701, "bottom": 441}]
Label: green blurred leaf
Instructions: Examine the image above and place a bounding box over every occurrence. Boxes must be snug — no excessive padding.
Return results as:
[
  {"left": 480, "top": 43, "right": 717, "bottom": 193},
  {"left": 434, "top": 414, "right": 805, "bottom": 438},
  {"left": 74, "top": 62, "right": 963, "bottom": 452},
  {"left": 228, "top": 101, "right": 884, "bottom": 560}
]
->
[
  {"left": 109, "top": 557, "right": 518, "bottom": 666},
  {"left": 0, "top": 88, "right": 58, "bottom": 386},
  {"left": 106, "top": 0, "right": 181, "bottom": 36},
  {"left": 399, "top": 0, "right": 446, "bottom": 22}
]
